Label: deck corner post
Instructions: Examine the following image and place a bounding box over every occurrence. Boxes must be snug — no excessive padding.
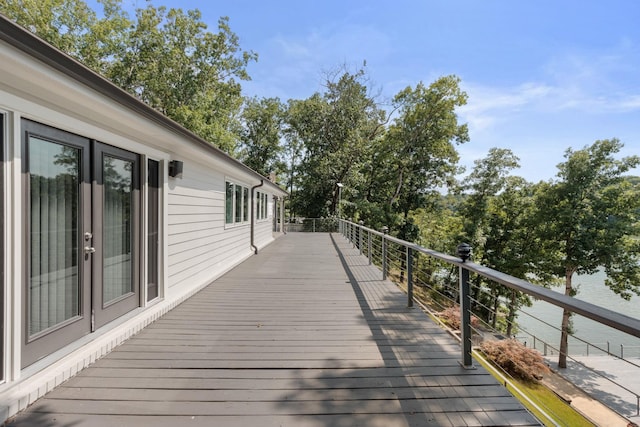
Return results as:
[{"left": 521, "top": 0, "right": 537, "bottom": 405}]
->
[{"left": 457, "top": 243, "right": 474, "bottom": 369}]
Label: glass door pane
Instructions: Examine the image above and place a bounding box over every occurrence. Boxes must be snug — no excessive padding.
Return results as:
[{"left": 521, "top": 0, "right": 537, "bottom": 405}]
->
[
  {"left": 92, "top": 142, "right": 139, "bottom": 329},
  {"left": 22, "top": 119, "right": 92, "bottom": 368},
  {"left": 28, "top": 137, "right": 81, "bottom": 335},
  {"left": 102, "top": 155, "right": 133, "bottom": 303},
  {"left": 147, "top": 160, "right": 159, "bottom": 301}
]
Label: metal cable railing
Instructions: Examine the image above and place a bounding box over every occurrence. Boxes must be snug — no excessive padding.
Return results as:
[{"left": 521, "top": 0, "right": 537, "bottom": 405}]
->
[{"left": 338, "top": 219, "right": 640, "bottom": 418}]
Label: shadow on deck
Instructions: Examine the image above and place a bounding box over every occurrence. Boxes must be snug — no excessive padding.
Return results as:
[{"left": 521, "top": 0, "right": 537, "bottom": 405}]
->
[{"left": 6, "top": 233, "right": 540, "bottom": 427}]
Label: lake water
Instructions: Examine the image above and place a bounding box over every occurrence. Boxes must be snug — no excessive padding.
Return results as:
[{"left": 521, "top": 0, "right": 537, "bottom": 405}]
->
[{"left": 514, "top": 269, "right": 640, "bottom": 358}]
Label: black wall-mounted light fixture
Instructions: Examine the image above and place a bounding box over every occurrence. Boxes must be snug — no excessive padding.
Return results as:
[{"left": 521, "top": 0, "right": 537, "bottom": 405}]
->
[{"left": 168, "top": 160, "right": 183, "bottom": 178}]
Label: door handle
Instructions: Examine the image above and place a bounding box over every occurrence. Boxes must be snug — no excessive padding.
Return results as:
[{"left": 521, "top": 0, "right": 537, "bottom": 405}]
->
[{"left": 84, "top": 246, "right": 96, "bottom": 254}]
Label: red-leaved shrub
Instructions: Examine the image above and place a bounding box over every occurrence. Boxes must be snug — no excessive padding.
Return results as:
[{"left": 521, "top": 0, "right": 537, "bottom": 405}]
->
[
  {"left": 437, "top": 306, "right": 480, "bottom": 330},
  {"left": 480, "top": 339, "right": 550, "bottom": 382}
]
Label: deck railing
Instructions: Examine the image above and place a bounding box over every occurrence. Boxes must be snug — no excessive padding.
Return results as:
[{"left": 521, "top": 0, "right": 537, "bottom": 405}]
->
[
  {"left": 284, "top": 217, "right": 338, "bottom": 233},
  {"left": 338, "top": 219, "right": 640, "bottom": 416}
]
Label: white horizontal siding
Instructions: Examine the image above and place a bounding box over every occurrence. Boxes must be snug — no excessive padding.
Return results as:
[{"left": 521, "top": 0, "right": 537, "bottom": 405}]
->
[
  {"left": 166, "top": 163, "right": 255, "bottom": 295},
  {"left": 255, "top": 220, "right": 274, "bottom": 248}
]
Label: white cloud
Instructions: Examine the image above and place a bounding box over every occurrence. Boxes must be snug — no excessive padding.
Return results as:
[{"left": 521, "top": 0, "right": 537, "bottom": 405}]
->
[
  {"left": 458, "top": 82, "right": 554, "bottom": 133},
  {"left": 458, "top": 40, "right": 640, "bottom": 138},
  {"left": 247, "top": 24, "right": 393, "bottom": 100}
]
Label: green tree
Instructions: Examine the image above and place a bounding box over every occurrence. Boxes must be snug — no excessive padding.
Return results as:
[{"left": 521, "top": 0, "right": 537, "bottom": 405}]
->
[
  {"left": 1, "top": 0, "right": 95, "bottom": 54},
  {"left": 533, "top": 139, "right": 640, "bottom": 368},
  {"left": 460, "top": 147, "right": 520, "bottom": 245},
  {"left": 108, "top": 7, "right": 256, "bottom": 153},
  {"left": 239, "top": 97, "right": 286, "bottom": 177},
  {"left": 482, "top": 176, "right": 537, "bottom": 336},
  {"left": 281, "top": 99, "right": 307, "bottom": 221},
  {"left": 0, "top": 0, "right": 131, "bottom": 73},
  {"left": 286, "top": 68, "right": 385, "bottom": 218},
  {"left": 383, "top": 75, "right": 469, "bottom": 239},
  {"left": 457, "top": 148, "right": 531, "bottom": 331},
  {"left": 2, "top": 0, "right": 256, "bottom": 154}
]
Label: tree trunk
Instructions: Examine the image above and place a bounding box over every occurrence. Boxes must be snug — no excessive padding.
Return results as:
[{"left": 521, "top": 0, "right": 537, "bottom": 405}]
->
[
  {"left": 558, "top": 269, "right": 574, "bottom": 369},
  {"left": 505, "top": 289, "right": 517, "bottom": 337},
  {"left": 491, "top": 287, "right": 499, "bottom": 329}
]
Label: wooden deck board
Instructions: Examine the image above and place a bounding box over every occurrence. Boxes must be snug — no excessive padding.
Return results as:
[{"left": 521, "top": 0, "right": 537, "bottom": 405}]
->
[{"left": 7, "top": 233, "right": 540, "bottom": 426}]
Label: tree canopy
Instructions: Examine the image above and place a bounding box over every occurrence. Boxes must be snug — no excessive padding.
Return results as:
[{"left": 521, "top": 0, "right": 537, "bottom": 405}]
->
[
  {"left": 532, "top": 139, "right": 640, "bottom": 367},
  {"left": 1, "top": 0, "right": 255, "bottom": 154}
]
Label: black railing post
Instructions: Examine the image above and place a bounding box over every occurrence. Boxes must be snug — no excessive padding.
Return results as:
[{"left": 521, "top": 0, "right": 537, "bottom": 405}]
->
[
  {"left": 457, "top": 243, "right": 474, "bottom": 369},
  {"left": 407, "top": 247, "right": 413, "bottom": 308},
  {"left": 350, "top": 222, "right": 354, "bottom": 246},
  {"left": 358, "top": 221, "right": 364, "bottom": 255},
  {"left": 367, "top": 231, "right": 372, "bottom": 265},
  {"left": 381, "top": 226, "right": 389, "bottom": 280}
]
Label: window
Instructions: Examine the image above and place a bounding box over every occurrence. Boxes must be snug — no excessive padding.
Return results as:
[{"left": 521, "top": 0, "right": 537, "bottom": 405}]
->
[
  {"left": 225, "top": 180, "right": 248, "bottom": 225},
  {"left": 225, "top": 182, "right": 233, "bottom": 224},
  {"left": 256, "top": 191, "right": 269, "bottom": 220},
  {"left": 234, "top": 184, "right": 242, "bottom": 223},
  {"left": 147, "top": 159, "right": 159, "bottom": 302},
  {"left": 256, "top": 191, "right": 262, "bottom": 220},
  {"left": 263, "top": 193, "right": 268, "bottom": 219},
  {"left": 243, "top": 187, "right": 249, "bottom": 222}
]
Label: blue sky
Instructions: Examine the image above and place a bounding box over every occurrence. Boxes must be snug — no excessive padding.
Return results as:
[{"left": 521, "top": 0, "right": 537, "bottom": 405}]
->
[{"left": 97, "top": 0, "right": 640, "bottom": 182}]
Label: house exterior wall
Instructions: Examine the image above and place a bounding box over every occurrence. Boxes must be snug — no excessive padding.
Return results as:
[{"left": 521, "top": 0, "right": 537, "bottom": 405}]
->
[{"left": 0, "top": 18, "right": 286, "bottom": 422}]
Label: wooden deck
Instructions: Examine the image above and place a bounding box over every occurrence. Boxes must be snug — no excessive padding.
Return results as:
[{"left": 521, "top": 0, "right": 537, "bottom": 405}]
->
[{"left": 7, "top": 233, "right": 540, "bottom": 426}]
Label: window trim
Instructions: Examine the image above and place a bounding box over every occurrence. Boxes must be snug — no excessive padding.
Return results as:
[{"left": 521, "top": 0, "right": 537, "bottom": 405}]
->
[
  {"left": 256, "top": 191, "right": 270, "bottom": 221},
  {"left": 225, "top": 179, "right": 250, "bottom": 227}
]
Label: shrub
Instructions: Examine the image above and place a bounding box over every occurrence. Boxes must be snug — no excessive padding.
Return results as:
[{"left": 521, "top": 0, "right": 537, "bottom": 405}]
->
[
  {"left": 437, "top": 306, "right": 480, "bottom": 330},
  {"left": 480, "top": 339, "right": 550, "bottom": 382}
]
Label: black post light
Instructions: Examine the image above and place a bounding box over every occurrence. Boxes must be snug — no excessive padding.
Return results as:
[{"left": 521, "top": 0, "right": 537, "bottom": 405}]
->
[{"left": 457, "top": 243, "right": 472, "bottom": 262}]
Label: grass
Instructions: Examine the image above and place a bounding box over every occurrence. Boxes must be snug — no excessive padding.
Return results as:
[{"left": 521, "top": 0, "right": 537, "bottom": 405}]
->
[{"left": 520, "top": 381, "right": 595, "bottom": 427}]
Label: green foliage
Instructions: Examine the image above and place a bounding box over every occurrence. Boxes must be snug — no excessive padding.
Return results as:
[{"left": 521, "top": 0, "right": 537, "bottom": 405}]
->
[
  {"left": 1, "top": 0, "right": 98, "bottom": 56},
  {"left": 455, "top": 149, "right": 535, "bottom": 334},
  {"left": 239, "top": 97, "right": 286, "bottom": 177},
  {"left": 107, "top": 8, "right": 255, "bottom": 154},
  {"left": 532, "top": 139, "right": 640, "bottom": 367},
  {"left": 384, "top": 76, "right": 469, "bottom": 224},
  {"left": 285, "top": 67, "right": 386, "bottom": 218},
  {"left": 2, "top": 0, "right": 255, "bottom": 154}
]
